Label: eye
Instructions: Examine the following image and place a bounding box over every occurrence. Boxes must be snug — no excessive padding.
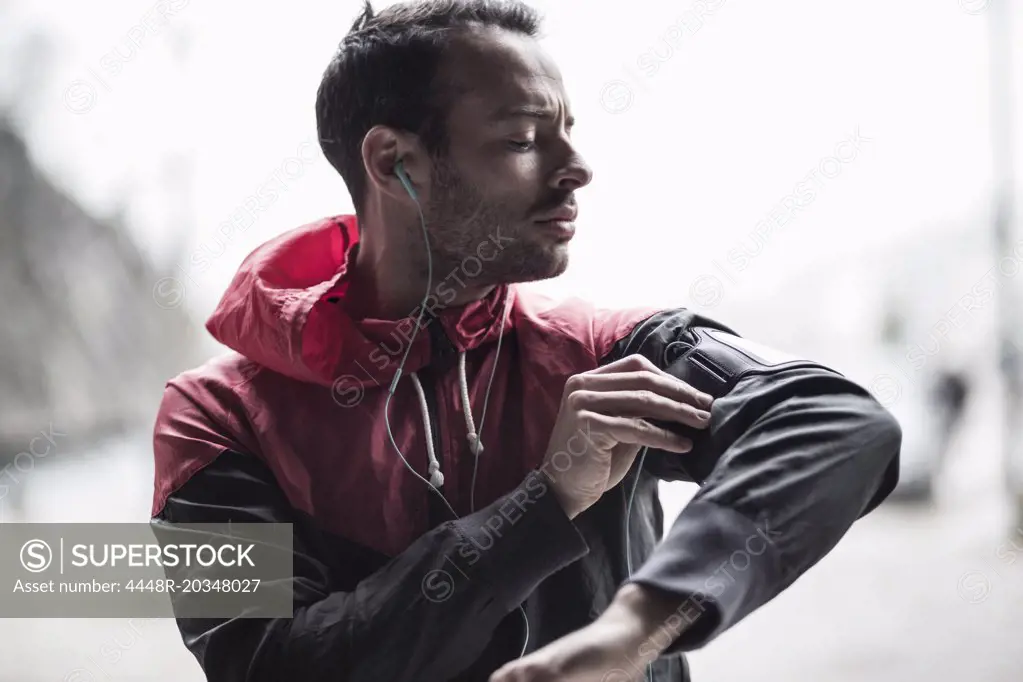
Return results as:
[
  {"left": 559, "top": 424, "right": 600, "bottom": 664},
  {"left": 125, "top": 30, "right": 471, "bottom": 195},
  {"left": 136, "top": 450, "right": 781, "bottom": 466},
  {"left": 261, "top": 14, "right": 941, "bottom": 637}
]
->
[{"left": 508, "top": 140, "right": 536, "bottom": 152}]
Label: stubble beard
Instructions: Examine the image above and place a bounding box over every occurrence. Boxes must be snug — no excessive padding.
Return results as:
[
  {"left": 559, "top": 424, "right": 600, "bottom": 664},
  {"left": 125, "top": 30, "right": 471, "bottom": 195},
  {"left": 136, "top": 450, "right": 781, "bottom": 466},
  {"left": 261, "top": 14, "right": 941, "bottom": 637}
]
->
[{"left": 418, "top": 158, "right": 569, "bottom": 287}]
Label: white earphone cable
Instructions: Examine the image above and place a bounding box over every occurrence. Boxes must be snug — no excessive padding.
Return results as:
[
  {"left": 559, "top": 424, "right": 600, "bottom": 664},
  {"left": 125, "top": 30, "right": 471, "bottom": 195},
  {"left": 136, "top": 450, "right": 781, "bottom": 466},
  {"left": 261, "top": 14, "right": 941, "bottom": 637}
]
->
[{"left": 385, "top": 165, "right": 530, "bottom": 659}]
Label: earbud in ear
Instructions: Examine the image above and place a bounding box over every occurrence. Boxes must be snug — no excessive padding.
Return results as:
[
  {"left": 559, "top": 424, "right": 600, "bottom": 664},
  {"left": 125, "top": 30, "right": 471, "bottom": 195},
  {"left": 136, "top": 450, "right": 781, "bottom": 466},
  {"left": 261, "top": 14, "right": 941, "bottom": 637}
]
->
[{"left": 394, "top": 159, "right": 418, "bottom": 202}]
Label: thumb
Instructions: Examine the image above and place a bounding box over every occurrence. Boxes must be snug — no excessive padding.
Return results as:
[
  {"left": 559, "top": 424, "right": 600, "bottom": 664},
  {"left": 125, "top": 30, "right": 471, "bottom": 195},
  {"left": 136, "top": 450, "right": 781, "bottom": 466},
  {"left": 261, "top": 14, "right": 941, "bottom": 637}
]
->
[{"left": 607, "top": 442, "right": 642, "bottom": 489}]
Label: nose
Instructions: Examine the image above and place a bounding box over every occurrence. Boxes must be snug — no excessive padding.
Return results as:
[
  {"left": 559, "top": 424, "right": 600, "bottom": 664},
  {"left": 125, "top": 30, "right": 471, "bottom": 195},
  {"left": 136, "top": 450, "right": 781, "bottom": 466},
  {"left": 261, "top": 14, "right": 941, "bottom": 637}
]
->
[{"left": 551, "top": 149, "right": 593, "bottom": 191}]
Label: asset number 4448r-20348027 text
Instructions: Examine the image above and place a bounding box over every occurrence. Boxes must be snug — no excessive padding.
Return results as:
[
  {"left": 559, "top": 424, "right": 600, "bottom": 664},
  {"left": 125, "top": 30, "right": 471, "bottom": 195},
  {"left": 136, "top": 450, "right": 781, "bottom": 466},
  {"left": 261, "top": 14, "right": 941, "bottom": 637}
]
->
[{"left": 124, "top": 578, "right": 262, "bottom": 593}]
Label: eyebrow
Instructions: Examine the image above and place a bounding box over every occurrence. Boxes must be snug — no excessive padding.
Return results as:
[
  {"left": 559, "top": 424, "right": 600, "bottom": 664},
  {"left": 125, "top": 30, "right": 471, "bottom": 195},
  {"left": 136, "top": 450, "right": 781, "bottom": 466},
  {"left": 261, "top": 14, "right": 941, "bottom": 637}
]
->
[{"left": 491, "top": 104, "right": 575, "bottom": 128}]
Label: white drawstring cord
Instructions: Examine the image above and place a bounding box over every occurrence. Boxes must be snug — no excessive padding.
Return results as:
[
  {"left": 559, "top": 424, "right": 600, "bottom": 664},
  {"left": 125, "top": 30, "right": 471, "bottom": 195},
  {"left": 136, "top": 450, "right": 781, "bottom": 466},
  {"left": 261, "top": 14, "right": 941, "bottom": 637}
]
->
[
  {"left": 459, "top": 352, "right": 485, "bottom": 458},
  {"left": 406, "top": 290, "right": 510, "bottom": 496},
  {"left": 409, "top": 371, "right": 444, "bottom": 488}
]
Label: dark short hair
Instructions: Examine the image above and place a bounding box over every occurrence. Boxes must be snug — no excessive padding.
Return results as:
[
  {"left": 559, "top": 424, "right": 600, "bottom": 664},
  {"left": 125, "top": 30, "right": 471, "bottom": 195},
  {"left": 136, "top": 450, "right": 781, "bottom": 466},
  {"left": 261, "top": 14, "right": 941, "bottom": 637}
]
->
[{"left": 316, "top": 0, "right": 542, "bottom": 217}]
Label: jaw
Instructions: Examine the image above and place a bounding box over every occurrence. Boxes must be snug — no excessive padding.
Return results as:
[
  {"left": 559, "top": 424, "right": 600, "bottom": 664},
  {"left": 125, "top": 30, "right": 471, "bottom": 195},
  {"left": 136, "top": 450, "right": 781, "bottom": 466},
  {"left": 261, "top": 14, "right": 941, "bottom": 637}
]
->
[{"left": 495, "top": 240, "right": 570, "bottom": 284}]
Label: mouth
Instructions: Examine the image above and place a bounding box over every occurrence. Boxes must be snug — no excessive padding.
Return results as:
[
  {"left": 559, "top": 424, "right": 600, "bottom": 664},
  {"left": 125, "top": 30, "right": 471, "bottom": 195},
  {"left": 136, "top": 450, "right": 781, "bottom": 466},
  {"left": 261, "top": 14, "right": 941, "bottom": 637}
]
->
[
  {"left": 534, "top": 205, "right": 578, "bottom": 223},
  {"left": 534, "top": 218, "right": 576, "bottom": 241},
  {"left": 533, "top": 201, "right": 578, "bottom": 241}
]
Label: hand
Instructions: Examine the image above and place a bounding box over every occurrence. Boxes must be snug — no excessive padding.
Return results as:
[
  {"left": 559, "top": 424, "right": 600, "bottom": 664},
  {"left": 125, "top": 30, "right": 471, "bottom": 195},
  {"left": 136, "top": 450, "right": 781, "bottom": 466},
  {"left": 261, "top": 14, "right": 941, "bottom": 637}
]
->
[
  {"left": 540, "top": 354, "right": 713, "bottom": 519},
  {"left": 489, "top": 584, "right": 687, "bottom": 682}
]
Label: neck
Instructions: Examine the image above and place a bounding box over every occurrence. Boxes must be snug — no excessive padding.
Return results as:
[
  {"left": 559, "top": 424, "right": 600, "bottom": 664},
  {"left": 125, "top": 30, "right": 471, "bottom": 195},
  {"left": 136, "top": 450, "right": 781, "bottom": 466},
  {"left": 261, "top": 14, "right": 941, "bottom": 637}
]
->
[{"left": 347, "top": 225, "right": 495, "bottom": 321}]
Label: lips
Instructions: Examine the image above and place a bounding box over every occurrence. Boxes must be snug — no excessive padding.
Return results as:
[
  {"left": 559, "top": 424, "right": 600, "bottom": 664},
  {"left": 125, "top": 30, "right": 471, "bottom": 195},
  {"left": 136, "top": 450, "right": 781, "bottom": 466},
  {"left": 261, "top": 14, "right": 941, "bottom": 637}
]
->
[{"left": 535, "top": 205, "right": 578, "bottom": 222}]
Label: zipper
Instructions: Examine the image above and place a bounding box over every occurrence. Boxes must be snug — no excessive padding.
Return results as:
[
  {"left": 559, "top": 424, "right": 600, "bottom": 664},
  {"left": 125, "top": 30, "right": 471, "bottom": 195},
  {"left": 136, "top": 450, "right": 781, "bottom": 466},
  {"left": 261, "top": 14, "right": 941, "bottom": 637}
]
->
[{"left": 424, "top": 309, "right": 459, "bottom": 362}]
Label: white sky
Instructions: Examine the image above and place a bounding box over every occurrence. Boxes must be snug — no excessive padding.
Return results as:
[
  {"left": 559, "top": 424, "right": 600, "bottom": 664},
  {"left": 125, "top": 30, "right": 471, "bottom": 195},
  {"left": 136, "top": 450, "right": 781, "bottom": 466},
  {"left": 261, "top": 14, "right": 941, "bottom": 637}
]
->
[{"left": 6, "top": 0, "right": 1023, "bottom": 355}]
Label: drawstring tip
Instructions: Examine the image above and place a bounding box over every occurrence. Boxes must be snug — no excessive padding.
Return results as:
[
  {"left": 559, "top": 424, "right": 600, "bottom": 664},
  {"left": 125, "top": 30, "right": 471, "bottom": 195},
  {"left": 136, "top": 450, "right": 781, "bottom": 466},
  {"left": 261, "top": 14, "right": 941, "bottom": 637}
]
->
[
  {"left": 429, "top": 470, "right": 445, "bottom": 488},
  {"left": 467, "top": 434, "right": 484, "bottom": 457}
]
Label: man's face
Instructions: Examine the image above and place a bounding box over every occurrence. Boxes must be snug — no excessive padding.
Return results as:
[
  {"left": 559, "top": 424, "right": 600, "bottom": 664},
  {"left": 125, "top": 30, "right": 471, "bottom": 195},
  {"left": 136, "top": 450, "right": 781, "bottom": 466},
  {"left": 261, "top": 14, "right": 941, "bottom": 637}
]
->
[{"left": 418, "top": 28, "right": 592, "bottom": 286}]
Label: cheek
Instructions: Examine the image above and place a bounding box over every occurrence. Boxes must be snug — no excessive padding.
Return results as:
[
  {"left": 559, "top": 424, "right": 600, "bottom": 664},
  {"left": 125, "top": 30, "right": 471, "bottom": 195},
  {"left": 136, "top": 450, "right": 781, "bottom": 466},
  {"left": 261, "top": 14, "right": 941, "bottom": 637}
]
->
[
  {"left": 474, "top": 184, "right": 533, "bottom": 221},
  {"left": 498, "top": 177, "right": 546, "bottom": 218},
  {"left": 489, "top": 153, "right": 543, "bottom": 189},
  {"left": 462, "top": 156, "right": 544, "bottom": 220}
]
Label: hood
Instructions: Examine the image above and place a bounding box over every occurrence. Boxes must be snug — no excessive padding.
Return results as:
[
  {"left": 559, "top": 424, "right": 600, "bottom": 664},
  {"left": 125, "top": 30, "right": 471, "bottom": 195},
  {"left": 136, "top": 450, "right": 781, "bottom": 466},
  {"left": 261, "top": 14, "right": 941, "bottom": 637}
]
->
[{"left": 206, "top": 215, "right": 515, "bottom": 388}]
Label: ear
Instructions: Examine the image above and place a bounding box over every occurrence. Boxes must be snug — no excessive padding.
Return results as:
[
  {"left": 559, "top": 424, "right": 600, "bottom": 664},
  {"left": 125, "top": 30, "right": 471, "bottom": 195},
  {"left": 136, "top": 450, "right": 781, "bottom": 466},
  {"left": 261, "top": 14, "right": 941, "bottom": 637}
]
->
[{"left": 362, "top": 125, "right": 425, "bottom": 204}]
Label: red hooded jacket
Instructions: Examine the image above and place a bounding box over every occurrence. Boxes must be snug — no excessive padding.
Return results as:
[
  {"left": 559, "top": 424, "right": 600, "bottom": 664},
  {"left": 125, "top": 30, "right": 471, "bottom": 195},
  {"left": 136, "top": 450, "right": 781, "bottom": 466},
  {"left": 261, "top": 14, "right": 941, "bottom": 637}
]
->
[{"left": 152, "top": 215, "right": 901, "bottom": 682}]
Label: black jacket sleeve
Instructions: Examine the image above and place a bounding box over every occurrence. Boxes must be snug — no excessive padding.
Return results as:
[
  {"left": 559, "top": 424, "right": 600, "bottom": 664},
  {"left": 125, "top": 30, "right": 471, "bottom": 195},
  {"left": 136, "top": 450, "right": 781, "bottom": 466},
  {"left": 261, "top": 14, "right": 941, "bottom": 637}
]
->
[
  {"left": 152, "top": 449, "right": 588, "bottom": 682},
  {"left": 606, "top": 309, "right": 901, "bottom": 651}
]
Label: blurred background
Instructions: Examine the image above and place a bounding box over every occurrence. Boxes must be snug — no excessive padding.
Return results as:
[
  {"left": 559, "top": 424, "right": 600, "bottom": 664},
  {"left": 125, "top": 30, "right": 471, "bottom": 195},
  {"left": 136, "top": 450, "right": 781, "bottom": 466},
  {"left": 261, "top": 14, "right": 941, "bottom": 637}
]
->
[{"left": 1, "top": 0, "right": 1022, "bottom": 679}]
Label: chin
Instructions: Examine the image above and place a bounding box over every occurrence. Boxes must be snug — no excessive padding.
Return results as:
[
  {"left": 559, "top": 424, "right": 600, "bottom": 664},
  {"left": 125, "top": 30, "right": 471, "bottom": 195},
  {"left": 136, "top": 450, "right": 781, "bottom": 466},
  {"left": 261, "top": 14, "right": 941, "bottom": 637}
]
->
[
  {"left": 515, "top": 249, "right": 570, "bottom": 283},
  {"left": 546, "top": 250, "right": 570, "bottom": 278}
]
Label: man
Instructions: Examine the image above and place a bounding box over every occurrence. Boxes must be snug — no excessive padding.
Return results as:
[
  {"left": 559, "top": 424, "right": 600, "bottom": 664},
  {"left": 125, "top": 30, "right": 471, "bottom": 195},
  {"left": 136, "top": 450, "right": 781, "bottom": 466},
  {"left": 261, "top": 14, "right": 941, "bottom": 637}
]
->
[{"left": 151, "top": 1, "right": 901, "bottom": 680}]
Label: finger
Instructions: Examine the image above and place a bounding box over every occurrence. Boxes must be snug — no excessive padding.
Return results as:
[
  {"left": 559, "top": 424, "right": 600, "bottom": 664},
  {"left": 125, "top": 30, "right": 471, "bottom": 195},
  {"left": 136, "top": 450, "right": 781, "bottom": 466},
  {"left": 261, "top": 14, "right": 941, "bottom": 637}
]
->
[
  {"left": 585, "top": 411, "right": 693, "bottom": 452},
  {"left": 586, "top": 352, "right": 675, "bottom": 381},
  {"left": 568, "top": 370, "right": 713, "bottom": 409},
  {"left": 570, "top": 389, "right": 712, "bottom": 430},
  {"left": 585, "top": 352, "right": 658, "bottom": 374}
]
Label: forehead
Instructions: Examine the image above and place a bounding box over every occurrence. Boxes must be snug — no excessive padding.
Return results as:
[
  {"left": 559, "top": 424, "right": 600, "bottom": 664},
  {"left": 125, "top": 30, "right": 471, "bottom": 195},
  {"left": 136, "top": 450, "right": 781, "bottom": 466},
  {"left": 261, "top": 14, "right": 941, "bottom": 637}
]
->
[{"left": 438, "top": 28, "right": 570, "bottom": 126}]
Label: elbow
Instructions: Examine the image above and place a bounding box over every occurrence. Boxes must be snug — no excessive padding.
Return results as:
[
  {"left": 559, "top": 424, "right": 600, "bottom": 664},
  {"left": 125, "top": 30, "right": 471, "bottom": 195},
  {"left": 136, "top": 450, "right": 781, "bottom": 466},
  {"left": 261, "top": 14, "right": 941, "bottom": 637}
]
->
[
  {"left": 856, "top": 395, "right": 903, "bottom": 515},
  {"left": 867, "top": 395, "right": 903, "bottom": 465}
]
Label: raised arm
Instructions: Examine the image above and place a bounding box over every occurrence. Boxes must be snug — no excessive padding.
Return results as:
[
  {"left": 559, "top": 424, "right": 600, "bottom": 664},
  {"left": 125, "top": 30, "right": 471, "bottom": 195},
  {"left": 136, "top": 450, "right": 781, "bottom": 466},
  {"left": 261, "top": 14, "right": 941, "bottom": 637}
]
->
[{"left": 614, "top": 310, "right": 900, "bottom": 651}]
